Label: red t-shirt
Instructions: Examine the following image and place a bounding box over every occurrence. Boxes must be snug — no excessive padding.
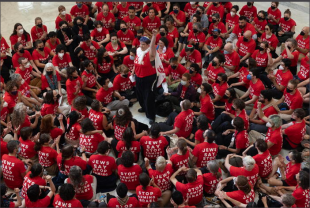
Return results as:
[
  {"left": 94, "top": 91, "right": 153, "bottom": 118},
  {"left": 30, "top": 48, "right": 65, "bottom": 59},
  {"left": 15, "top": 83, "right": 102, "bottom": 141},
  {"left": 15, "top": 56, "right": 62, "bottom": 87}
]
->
[
  {"left": 281, "top": 49, "right": 299, "bottom": 67},
  {"left": 123, "top": 15, "right": 141, "bottom": 35},
  {"left": 79, "top": 133, "right": 105, "bottom": 153},
  {"left": 25, "top": 195, "right": 51, "bottom": 208},
  {"left": 188, "top": 32, "right": 206, "bottom": 45},
  {"left": 67, "top": 174, "right": 93, "bottom": 200},
  {"left": 188, "top": 72, "right": 202, "bottom": 88},
  {"left": 253, "top": 101, "right": 278, "bottom": 124},
  {"left": 90, "top": 27, "right": 109, "bottom": 42},
  {"left": 15, "top": 67, "right": 32, "bottom": 84},
  {"left": 105, "top": 41, "right": 126, "bottom": 53},
  {"left": 253, "top": 150, "right": 273, "bottom": 178},
  {"left": 70, "top": 4, "right": 89, "bottom": 19},
  {"left": 80, "top": 41, "right": 100, "bottom": 60},
  {"left": 0, "top": 37, "right": 10, "bottom": 60},
  {"left": 283, "top": 88, "right": 303, "bottom": 110},
  {"left": 136, "top": 185, "right": 162, "bottom": 207},
  {"left": 134, "top": 51, "right": 156, "bottom": 78},
  {"left": 212, "top": 83, "right": 228, "bottom": 102},
  {"left": 166, "top": 64, "right": 187, "bottom": 79},
  {"left": 275, "top": 70, "right": 293, "bottom": 90},
  {"left": 239, "top": 5, "right": 257, "bottom": 20},
  {"left": 230, "top": 164, "right": 259, "bottom": 187},
  {"left": 249, "top": 79, "right": 265, "bottom": 99},
  {"left": 41, "top": 71, "right": 61, "bottom": 91},
  {"left": 140, "top": 136, "right": 168, "bottom": 162},
  {"left": 169, "top": 10, "right": 186, "bottom": 27},
  {"left": 31, "top": 25, "right": 48, "bottom": 42},
  {"left": 117, "top": 29, "right": 135, "bottom": 43},
  {"left": 2, "top": 154, "right": 26, "bottom": 189},
  {"left": 292, "top": 186, "right": 310, "bottom": 208},
  {"left": 94, "top": 56, "right": 114, "bottom": 74},
  {"left": 96, "top": 87, "right": 113, "bottom": 105},
  {"left": 203, "top": 168, "right": 222, "bottom": 194},
  {"left": 296, "top": 34, "right": 309, "bottom": 56},
  {"left": 116, "top": 140, "right": 140, "bottom": 162},
  {"left": 284, "top": 120, "right": 306, "bottom": 148},
  {"left": 285, "top": 162, "right": 301, "bottom": 186},
  {"left": 236, "top": 37, "right": 256, "bottom": 57},
  {"left": 265, "top": 127, "right": 282, "bottom": 155},
  {"left": 267, "top": 7, "right": 281, "bottom": 25},
  {"left": 298, "top": 55, "right": 310, "bottom": 80},
  {"left": 52, "top": 52, "right": 72, "bottom": 69},
  {"left": 22, "top": 171, "right": 46, "bottom": 198},
  {"left": 38, "top": 146, "right": 58, "bottom": 167},
  {"left": 251, "top": 50, "right": 271, "bottom": 67},
  {"left": 88, "top": 154, "right": 116, "bottom": 176},
  {"left": 234, "top": 130, "right": 249, "bottom": 150},
  {"left": 96, "top": 12, "right": 116, "bottom": 31},
  {"left": 108, "top": 197, "right": 139, "bottom": 208},
  {"left": 174, "top": 109, "right": 195, "bottom": 138},
  {"left": 206, "top": 64, "right": 225, "bottom": 84},
  {"left": 81, "top": 70, "right": 97, "bottom": 88},
  {"left": 113, "top": 73, "right": 134, "bottom": 92},
  {"left": 226, "top": 13, "right": 239, "bottom": 30},
  {"left": 53, "top": 194, "right": 83, "bottom": 208},
  {"left": 19, "top": 138, "right": 36, "bottom": 159},
  {"left": 205, "top": 36, "right": 223, "bottom": 50},
  {"left": 12, "top": 50, "right": 33, "bottom": 68},
  {"left": 142, "top": 16, "right": 161, "bottom": 33},
  {"left": 208, "top": 22, "right": 227, "bottom": 35},
  {"left": 170, "top": 151, "right": 190, "bottom": 173},
  {"left": 10, "top": 33, "right": 31, "bottom": 49},
  {"left": 3, "top": 91, "right": 18, "bottom": 113},
  {"left": 238, "top": 67, "right": 250, "bottom": 88},
  {"left": 232, "top": 23, "right": 257, "bottom": 38},
  {"left": 184, "top": 3, "right": 197, "bottom": 17},
  {"left": 207, "top": 4, "right": 225, "bottom": 22},
  {"left": 236, "top": 109, "right": 250, "bottom": 130},
  {"left": 95, "top": 2, "right": 113, "bottom": 13},
  {"left": 192, "top": 142, "right": 218, "bottom": 168},
  {"left": 116, "top": 3, "right": 129, "bottom": 19},
  {"left": 158, "top": 48, "right": 175, "bottom": 68},
  {"left": 57, "top": 154, "right": 87, "bottom": 175},
  {"left": 55, "top": 14, "right": 72, "bottom": 29},
  {"left": 225, "top": 101, "right": 236, "bottom": 115},
  {"left": 123, "top": 55, "right": 135, "bottom": 72},
  {"left": 66, "top": 76, "right": 83, "bottom": 105},
  {"left": 195, "top": 129, "right": 205, "bottom": 144},
  {"left": 261, "top": 33, "right": 279, "bottom": 49},
  {"left": 179, "top": 49, "right": 202, "bottom": 67},
  {"left": 0, "top": 139, "right": 9, "bottom": 160},
  {"left": 176, "top": 175, "right": 204, "bottom": 206},
  {"left": 224, "top": 51, "right": 240, "bottom": 72},
  {"left": 66, "top": 122, "right": 81, "bottom": 141},
  {"left": 148, "top": 163, "right": 173, "bottom": 191},
  {"left": 200, "top": 94, "right": 215, "bottom": 122},
  {"left": 89, "top": 109, "right": 104, "bottom": 130},
  {"left": 253, "top": 18, "right": 267, "bottom": 32},
  {"left": 279, "top": 18, "right": 296, "bottom": 32},
  {"left": 117, "top": 164, "right": 142, "bottom": 190},
  {"left": 168, "top": 27, "right": 179, "bottom": 41},
  {"left": 226, "top": 185, "right": 255, "bottom": 205}
]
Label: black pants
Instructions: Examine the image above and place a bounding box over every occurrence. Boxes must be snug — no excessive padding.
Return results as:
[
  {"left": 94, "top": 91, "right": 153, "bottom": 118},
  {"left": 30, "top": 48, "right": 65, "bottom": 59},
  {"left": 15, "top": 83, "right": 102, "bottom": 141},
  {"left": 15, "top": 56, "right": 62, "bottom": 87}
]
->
[
  {"left": 158, "top": 111, "right": 178, "bottom": 132},
  {"left": 211, "top": 113, "right": 233, "bottom": 134},
  {"left": 135, "top": 74, "right": 157, "bottom": 120}
]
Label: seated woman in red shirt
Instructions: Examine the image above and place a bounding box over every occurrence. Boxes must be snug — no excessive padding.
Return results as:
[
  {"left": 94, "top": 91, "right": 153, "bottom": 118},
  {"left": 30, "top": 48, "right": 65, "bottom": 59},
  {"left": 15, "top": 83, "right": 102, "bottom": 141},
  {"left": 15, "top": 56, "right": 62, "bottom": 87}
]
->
[
  {"left": 52, "top": 44, "right": 73, "bottom": 79},
  {"left": 45, "top": 31, "right": 61, "bottom": 53},
  {"left": 41, "top": 90, "right": 70, "bottom": 116},
  {"left": 80, "top": 60, "right": 100, "bottom": 99},
  {"left": 66, "top": 166, "right": 95, "bottom": 203},
  {"left": 18, "top": 127, "right": 37, "bottom": 161},
  {"left": 106, "top": 33, "right": 128, "bottom": 66},
  {"left": 116, "top": 127, "right": 141, "bottom": 162},
  {"left": 168, "top": 139, "right": 190, "bottom": 178},
  {"left": 3, "top": 81, "right": 22, "bottom": 114},
  {"left": 40, "top": 114, "right": 65, "bottom": 140},
  {"left": 35, "top": 133, "right": 60, "bottom": 176},
  {"left": 89, "top": 100, "right": 110, "bottom": 132},
  {"left": 203, "top": 160, "right": 222, "bottom": 196},
  {"left": 32, "top": 40, "right": 55, "bottom": 72},
  {"left": 10, "top": 23, "right": 32, "bottom": 53},
  {"left": 276, "top": 9, "right": 296, "bottom": 45},
  {"left": 94, "top": 48, "right": 117, "bottom": 81},
  {"left": 136, "top": 173, "right": 162, "bottom": 207},
  {"left": 88, "top": 141, "right": 118, "bottom": 193},
  {"left": 65, "top": 111, "right": 83, "bottom": 146},
  {"left": 91, "top": 20, "right": 110, "bottom": 47},
  {"left": 65, "top": 67, "right": 85, "bottom": 106},
  {"left": 53, "top": 184, "right": 83, "bottom": 208},
  {"left": 157, "top": 37, "right": 174, "bottom": 72},
  {"left": 117, "top": 151, "right": 142, "bottom": 191}
]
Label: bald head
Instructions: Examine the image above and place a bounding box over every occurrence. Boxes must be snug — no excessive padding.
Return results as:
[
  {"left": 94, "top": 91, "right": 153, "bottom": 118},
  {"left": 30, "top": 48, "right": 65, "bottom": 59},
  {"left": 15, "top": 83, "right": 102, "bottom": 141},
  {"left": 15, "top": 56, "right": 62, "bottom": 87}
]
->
[
  {"left": 244, "top": 31, "right": 252, "bottom": 39},
  {"left": 224, "top": 43, "right": 233, "bottom": 53},
  {"left": 302, "top": 26, "right": 310, "bottom": 36}
]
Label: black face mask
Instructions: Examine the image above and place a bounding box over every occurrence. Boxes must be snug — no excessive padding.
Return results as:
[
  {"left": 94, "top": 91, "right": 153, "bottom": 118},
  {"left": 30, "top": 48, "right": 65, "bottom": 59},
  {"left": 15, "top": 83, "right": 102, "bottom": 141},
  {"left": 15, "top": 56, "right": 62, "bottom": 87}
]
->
[
  {"left": 247, "top": 2, "right": 252, "bottom": 6},
  {"left": 213, "top": 34, "right": 218, "bottom": 39},
  {"left": 287, "top": 46, "right": 292, "bottom": 50},
  {"left": 147, "top": 3, "right": 152, "bottom": 7},
  {"left": 72, "top": 76, "right": 78, "bottom": 80},
  {"left": 47, "top": 71, "right": 53, "bottom": 75},
  {"left": 271, "top": 6, "right": 276, "bottom": 10},
  {"left": 242, "top": 62, "right": 249, "bottom": 68},
  {"left": 243, "top": 37, "right": 248, "bottom": 42},
  {"left": 122, "top": 74, "right": 128, "bottom": 78},
  {"left": 286, "top": 88, "right": 293, "bottom": 93},
  {"left": 189, "top": 70, "right": 194, "bottom": 74},
  {"left": 136, "top": 36, "right": 141, "bottom": 40},
  {"left": 239, "top": 24, "right": 245, "bottom": 29},
  {"left": 212, "top": 19, "right": 217, "bottom": 23},
  {"left": 37, "top": 23, "right": 43, "bottom": 28},
  {"left": 79, "top": 54, "right": 87, "bottom": 60},
  {"left": 300, "top": 31, "right": 305, "bottom": 36},
  {"left": 77, "top": 23, "right": 83, "bottom": 27},
  {"left": 215, "top": 79, "right": 221, "bottom": 84},
  {"left": 212, "top": 61, "right": 217, "bottom": 66},
  {"left": 196, "top": 11, "right": 201, "bottom": 15},
  {"left": 257, "top": 16, "right": 264, "bottom": 21},
  {"left": 213, "top": 3, "right": 218, "bottom": 6},
  {"left": 121, "top": 28, "right": 127, "bottom": 32},
  {"left": 38, "top": 47, "right": 44, "bottom": 51},
  {"left": 56, "top": 94, "right": 61, "bottom": 100},
  {"left": 171, "top": 65, "right": 177, "bottom": 69},
  {"left": 61, "top": 27, "right": 68, "bottom": 32},
  {"left": 231, "top": 106, "right": 236, "bottom": 111},
  {"left": 160, "top": 32, "right": 166, "bottom": 36},
  {"left": 284, "top": 17, "right": 289, "bottom": 21},
  {"left": 193, "top": 29, "right": 198, "bottom": 33},
  {"left": 223, "top": 94, "right": 229, "bottom": 99},
  {"left": 19, "top": 48, "right": 24, "bottom": 53},
  {"left": 258, "top": 46, "right": 264, "bottom": 51}
]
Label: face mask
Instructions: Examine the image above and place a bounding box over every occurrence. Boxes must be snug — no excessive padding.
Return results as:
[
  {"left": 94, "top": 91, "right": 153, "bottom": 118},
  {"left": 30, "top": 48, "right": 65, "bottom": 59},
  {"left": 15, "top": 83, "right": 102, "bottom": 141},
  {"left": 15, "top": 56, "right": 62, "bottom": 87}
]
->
[
  {"left": 258, "top": 46, "right": 264, "bottom": 51},
  {"left": 61, "top": 27, "right": 68, "bottom": 32},
  {"left": 247, "top": 2, "right": 252, "bottom": 6},
  {"left": 300, "top": 31, "right": 305, "bottom": 36},
  {"left": 224, "top": 50, "right": 229, "bottom": 55},
  {"left": 77, "top": 23, "right": 83, "bottom": 27},
  {"left": 136, "top": 36, "right": 141, "bottom": 40},
  {"left": 72, "top": 76, "right": 78, "bottom": 80},
  {"left": 243, "top": 37, "right": 248, "bottom": 42},
  {"left": 247, "top": 74, "right": 252, "bottom": 80},
  {"left": 213, "top": 3, "right": 218, "bottom": 6},
  {"left": 193, "top": 29, "right": 198, "bottom": 33},
  {"left": 266, "top": 34, "right": 271, "bottom": 39},
  {"left": 181, "top": 80, "right": 187, "bottom": 85},
  {"left": 230, "top": 12, "right": 235, "bottom": 16},
  {"left": 112, "top": 40, "right": 118, "bottom": 44},
  {"left": 196, "top": 11, "right": 201, "bottom": 15},
  {"left": 215, "top": 79, "right": 221, "bottom": 84},
  {"left": 257, "top": 16, "right": 264, "bottom": 21},
  {"left": 212, "top": 19, "right": 217, "bottom": 23},
  {"left": 266, "top": 122, "right": 272, "bottom": 128},
  {"left": 171, "top": 65, "right": 177, "bottom": 69},
  {"left": 286, "top": 88, "right": 293, "bottom": 93},
  {"left": 173, "top": 9, "right": 179, "bottom": 14},
  {"left": 108, "top": 82, "right": 113, "bottom": 88},
  {"left": 79, "top": 54, "right": 87, "bottom": 60},
  {"left": 271, "top": 6, "right": 276, "bottom": 10},
  {"left": 129, "top": 55, "right": 135, "bottom": 60},
  {"left": 77, "top": 3, "right": 82, "bottom": 7},
  {"left": 37, "top": 23, "right": 43, "bottom": 28},
  {"left": 190, "top": 70, "right": 195, "bottom": 74},
  {"left": 121, "top": 28, "right": 127, "bottom": 32},
  {"left": 197, "top": 88, "right": 201, "bottom": 93},
  {"left": 25, "top": 62, "right": 31, "bottom": 68},
  {"left": 213, "top": 34, "right": 218, "bottom": 39},
  {"left": 18, "top": 29, "right": 24, "bottom": 34},
  {"left": 212, "top": 61, "right": 217, "bottom": 66},
  {"left": 231, "top": 106, "right": 236, "bottom": 111},
  {"left": 11, "top": 91, "right": 18, "bottom": 95},
  {"left": 160, "top": 32, "right": 166, "bottom": 36},
  {"left": 61, "top": 11, "right": 66, "bottom": 15},
  {"left": 279, "top": 65, "right": 284, "bottom": 70},
  {"left": 38, "top": 47, "right": 44, "bottom": 51},
  {"left": 231, "top": 119, "right": 234, "bottom": 126},
  {"left": 190, "top": 2, "right": 195, "bottom": 5},
  {"left": 147, "top": 3, "right": 152, "bottom": 7},
  {"left": 286, "top": 156, "right": 291, "bottom": 161},
  {"left": 97, "top": 27, "right": 103, "bottom": 32},
  {"left": 284, "top": 17, "right": 289, "bottom": 21},
  {"left": 287, "top": 45, "right": 292, "bottom": 50},
  {"left": 47, "top": 71, "right": 53, "bottom": 75},
  {"left": 58, "top": 53, "right": 64, "bottom": 58},
  {"left": 122, "top": 74, "right": 128, "bottom": 78},
  {"left": 239, "top": 24, "right": 245, "bottom": 29},
  {"left": 3, "top": 102, "right": 8, "bottom": 108},
  {"left": 223, "top": 94, "right": 228, "bottom": 99},
  {"left": 21, "top": 79, "right": 25, "bottom": 85},
  {"left": 19, "top": 48, "right": 25, "bottom": 53},
  {"left": 17, "top": 147, "right": 22, "bottom": 154},
  {"left": 243, "top": 62, "right": 249, "bottom": 68}
]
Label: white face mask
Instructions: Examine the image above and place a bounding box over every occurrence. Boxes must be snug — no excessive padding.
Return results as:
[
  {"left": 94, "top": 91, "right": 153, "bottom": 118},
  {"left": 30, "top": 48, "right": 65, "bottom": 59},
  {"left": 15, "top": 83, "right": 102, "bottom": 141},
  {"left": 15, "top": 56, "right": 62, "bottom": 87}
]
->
[
  {"left": 21, "top": 79, "right": 25, "bottom": 84},
  {"left": 25, "top": 62, "right": 31, "bottom": 68},
  {"left": 58, "top": 53, "right": 64, "bottom": 58},
  {"left": 18, "top": 29, "right": 24, "bottom": 34},
  {"left": 129, "top": 55, "right": 135, "bottom": 60},
  {"left": 266, "top": 122, "right": 272, "bottom": 128},
  {"left": 181, "top": 80, "right": 187, "bottom": 86},
  {"left": 97, "top": 27, "right": 102, "bottom": 32},
  {"left": 197, "top": 88, "right": 201, "bottom": 93},
  {"left": 190, "top": 2, "right": 195, "bottom": 5},
  {"left": 3, "top": 102, "right": 8, "bottom": 108},
  {"left": 61, "top": 11, "right": 66, "bottom": 15},
  {"left": 108, "top": 82, "right": 113, "bottom": 88},
  {"left": 231, "top": 119, "right": 234, "bottom": 126},
  {"left": 230, "top": 12, "right": 235, "bottom": 16},
  {"left": 279, "top": 65, "right": 284, "bottom": 70},
  {"left": 266, "top": 34, "right": 271, "bottom": 39}
]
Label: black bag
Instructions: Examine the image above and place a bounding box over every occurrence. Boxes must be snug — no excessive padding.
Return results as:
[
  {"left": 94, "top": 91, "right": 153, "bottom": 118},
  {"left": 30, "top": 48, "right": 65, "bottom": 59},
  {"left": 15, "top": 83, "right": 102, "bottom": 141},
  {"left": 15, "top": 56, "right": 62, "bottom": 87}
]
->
[
  {"left": 257, "top": 192, "right": 283, "bottom": 208},
  {"left": 155, "top": 99, "right": 173, "bottom": 117}
]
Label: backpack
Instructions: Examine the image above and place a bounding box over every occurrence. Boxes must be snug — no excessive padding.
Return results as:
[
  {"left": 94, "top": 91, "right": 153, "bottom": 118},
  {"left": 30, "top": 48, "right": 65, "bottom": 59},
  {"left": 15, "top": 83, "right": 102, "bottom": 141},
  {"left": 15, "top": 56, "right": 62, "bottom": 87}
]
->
[{"left": 155, "top": 99, "right": 173, "bottom": 117}]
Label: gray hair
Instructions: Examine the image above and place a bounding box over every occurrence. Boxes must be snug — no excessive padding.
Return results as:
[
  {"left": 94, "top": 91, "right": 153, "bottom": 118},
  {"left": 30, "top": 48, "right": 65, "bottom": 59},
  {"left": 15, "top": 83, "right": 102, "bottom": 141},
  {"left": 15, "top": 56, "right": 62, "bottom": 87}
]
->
[
  {"left": 10, "top": 73, "right": 21, "bottom": 82},
  {"left": 286, "top": 38, "right": 297, "bottom": 48},
  {"left": 193, "top": 22, "right": 203, "bottom": 32},
  {"left": 69, "top": 166, "right": 84, "bottom": 189},
  {"left": 155, "top": 156, "right": 167, "bottom": 171},
  {"left": 11, "top": 102, "right": 26, "bottom": 128},
  {"left": 243, "top": 156, "right": 255, "bottom": 171},
  {"left": 43, "top": 63, "right": 56, "bottom": 76},
  {"left": 269, "top": 114, "right": 282, "bottom": 128}
]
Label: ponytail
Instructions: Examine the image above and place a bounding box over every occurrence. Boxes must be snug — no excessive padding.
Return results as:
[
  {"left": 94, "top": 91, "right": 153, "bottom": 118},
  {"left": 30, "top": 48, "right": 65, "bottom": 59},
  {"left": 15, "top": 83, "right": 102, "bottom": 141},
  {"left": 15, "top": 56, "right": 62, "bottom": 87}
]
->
[
  {"left": 67, "top": 111, "right": 80, "bottom": 133},
  {"left": 34, "top": 133, "right": 50, "bottom": 151}
]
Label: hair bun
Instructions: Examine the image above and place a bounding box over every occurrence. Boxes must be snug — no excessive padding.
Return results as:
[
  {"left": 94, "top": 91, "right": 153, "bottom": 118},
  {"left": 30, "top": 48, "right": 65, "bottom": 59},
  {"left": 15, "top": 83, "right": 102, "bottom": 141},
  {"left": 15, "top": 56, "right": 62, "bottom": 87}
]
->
[{"left": 118, "top": 108, "right": 125, "bottom": 116}]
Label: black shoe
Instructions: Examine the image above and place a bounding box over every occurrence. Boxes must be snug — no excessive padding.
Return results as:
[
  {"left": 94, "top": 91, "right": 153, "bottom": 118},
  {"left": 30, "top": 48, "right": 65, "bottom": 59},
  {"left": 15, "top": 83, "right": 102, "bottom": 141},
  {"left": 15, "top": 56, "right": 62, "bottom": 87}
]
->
[
  {"left": 149, "top": 119, "right": 155, "bottom": 125},
  {"left": 138, "top": 108, "right": 145, "bottom": 113},
  {"left": 129, "top": 102, "right": 133, "bottom": 107},
  {"left": 203, "top": 61, "right": 209, "bottom": 68}
]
